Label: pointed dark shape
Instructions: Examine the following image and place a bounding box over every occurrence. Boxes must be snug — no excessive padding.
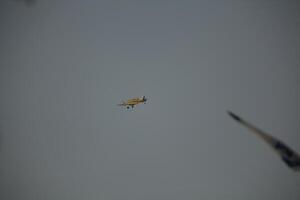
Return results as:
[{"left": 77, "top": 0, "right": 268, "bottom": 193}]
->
[
  {"left": 228, "top": 111, "right": 300, "bottom": 171},
  {"left": 227, "top": 111, "right": 243, "bottom": 122}
]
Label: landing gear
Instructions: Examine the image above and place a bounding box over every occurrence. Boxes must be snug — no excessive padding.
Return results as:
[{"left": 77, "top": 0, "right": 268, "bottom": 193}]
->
[{"left": 127, "top": 106, "right": 130, "bottom": 109}]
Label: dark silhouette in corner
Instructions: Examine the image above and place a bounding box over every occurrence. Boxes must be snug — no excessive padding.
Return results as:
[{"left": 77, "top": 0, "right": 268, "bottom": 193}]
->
[{"left": 228, "top": 111, "right": 300, "bottom": 171}]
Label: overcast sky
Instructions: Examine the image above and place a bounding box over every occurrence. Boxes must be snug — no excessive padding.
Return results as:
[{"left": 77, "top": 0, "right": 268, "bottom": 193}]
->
[{"left": 1, "top": 1, "right": 300, "bottom": 200}]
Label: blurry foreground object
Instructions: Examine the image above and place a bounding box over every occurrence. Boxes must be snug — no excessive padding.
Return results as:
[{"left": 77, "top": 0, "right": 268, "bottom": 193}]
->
[{"left": 228, "top": 111, "right": 300, "bottom": 171}]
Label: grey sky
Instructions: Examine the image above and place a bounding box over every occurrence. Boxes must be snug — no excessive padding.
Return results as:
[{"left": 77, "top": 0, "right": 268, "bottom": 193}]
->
[{"left": 1, "top": 1, "right": 300, "bottom": 199}]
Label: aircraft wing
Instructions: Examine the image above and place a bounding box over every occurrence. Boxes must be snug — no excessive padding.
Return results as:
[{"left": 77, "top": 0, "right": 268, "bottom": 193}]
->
[{"left": 228, "top": 111, "right": 300, "bottom": 171}]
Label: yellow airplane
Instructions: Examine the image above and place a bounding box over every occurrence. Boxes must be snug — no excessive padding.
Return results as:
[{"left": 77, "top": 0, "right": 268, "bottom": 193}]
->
[{"left": 118, "top": 96, "right": 147, "bottom": 109}]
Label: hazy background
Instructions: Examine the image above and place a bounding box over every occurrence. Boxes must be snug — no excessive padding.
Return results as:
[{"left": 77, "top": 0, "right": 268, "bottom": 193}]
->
[{"left": 1, "top": 1, "right": 300, "bottom": 199}]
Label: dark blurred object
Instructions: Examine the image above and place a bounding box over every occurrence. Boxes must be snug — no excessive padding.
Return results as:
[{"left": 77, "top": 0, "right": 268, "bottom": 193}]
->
[{"left": 228, "top": 111, "right": 300, "bottom": 171}]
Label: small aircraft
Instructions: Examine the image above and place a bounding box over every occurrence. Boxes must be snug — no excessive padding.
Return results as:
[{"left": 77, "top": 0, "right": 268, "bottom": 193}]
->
[
  {"left": 228, "top": 111, "right": 300, "bottom": 171},
  {"left": 118, "top": 96, "right": 147, "bottom": 109}
]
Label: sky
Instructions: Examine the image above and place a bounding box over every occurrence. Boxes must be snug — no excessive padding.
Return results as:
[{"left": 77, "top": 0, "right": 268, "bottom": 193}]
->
[{"left": 0, "top": 0, "right": 300, "bottom": 200}]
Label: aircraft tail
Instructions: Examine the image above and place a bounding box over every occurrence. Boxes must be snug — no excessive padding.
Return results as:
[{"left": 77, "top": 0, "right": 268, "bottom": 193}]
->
[{"left": 118, "top": 101, "right": 126, "bottom": 106}]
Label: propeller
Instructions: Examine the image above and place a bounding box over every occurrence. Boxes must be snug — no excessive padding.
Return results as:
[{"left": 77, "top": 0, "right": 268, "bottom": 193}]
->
[{"left": 142, "top": 96, "right": 147, "bottom": 103}]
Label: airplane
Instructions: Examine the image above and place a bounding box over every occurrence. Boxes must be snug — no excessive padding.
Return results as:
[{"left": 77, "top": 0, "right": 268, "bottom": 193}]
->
[
  {"left": 228, "top": 111, "right": 300, "bottom": 171},
  {"left": 118, "top": 96, "right": 147, "bottom": 109}
]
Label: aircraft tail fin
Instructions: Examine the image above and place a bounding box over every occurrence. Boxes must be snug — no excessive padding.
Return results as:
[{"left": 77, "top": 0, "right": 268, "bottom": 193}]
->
[{"left": 118, "top": 101, "right": 126, "bottom": 106}]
